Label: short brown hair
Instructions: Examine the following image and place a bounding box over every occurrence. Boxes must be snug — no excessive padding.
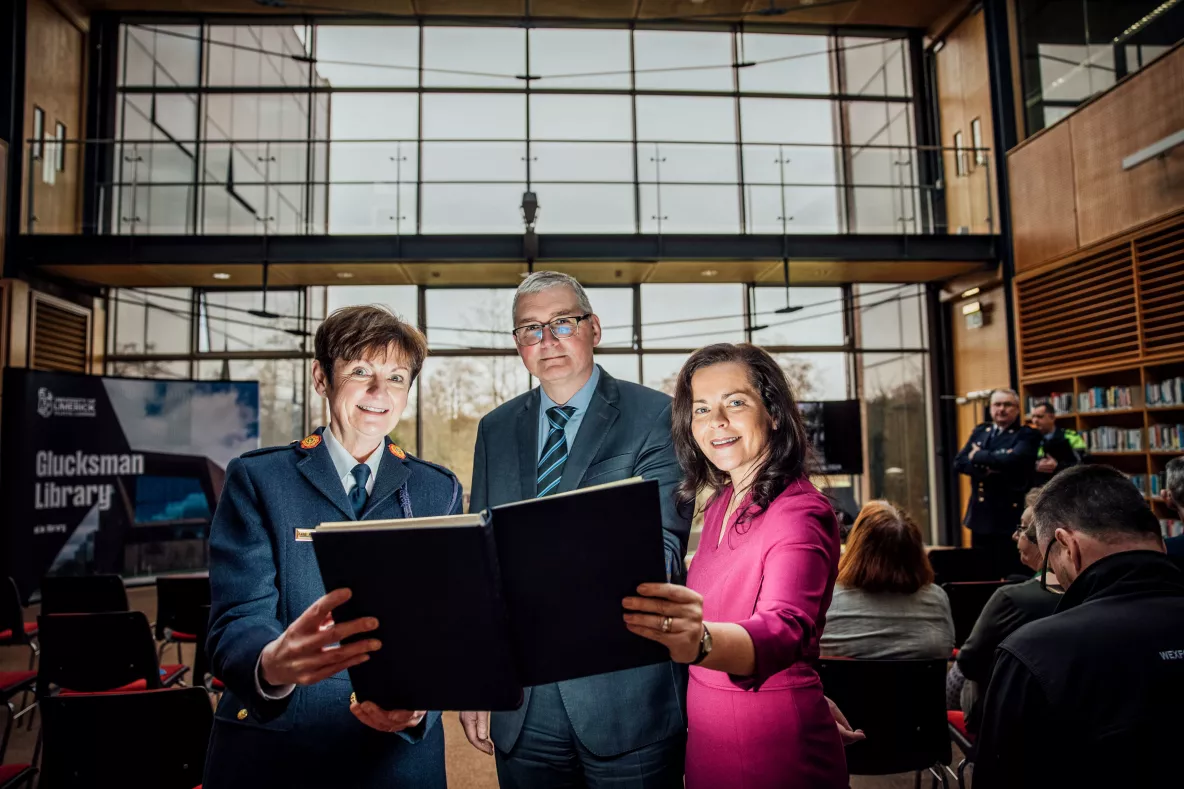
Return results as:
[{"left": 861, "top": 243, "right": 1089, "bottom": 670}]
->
[
  {"left": 314, "top": 305, "right": 428, "bottom": 385},
  {"left": 837, "top": 501, "right": 934, "bottom": 594}
]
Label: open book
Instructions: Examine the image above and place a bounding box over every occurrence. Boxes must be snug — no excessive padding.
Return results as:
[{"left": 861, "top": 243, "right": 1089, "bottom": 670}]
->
[{"left": 311, "top": 477, "right": 670, "bottom": 711}]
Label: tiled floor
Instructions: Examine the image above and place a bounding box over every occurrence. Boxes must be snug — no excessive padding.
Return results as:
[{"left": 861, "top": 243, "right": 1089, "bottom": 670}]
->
[{"left": 2, "top": 587, "right": 966, "bottom": 787}]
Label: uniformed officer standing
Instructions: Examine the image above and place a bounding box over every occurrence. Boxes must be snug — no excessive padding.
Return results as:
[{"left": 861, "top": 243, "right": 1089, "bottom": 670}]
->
[
  {"left": 1028, "top": 402, "right": 1086, "bottom": 487},
  {"left": 954, "top": 388, "right": 1040, "bottom": 573},
  {"left": 204, "top": 305, "right": 462, "bottom": 789}
]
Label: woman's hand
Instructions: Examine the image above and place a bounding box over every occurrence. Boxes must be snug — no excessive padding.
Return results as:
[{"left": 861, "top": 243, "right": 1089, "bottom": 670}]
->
[
  {"left": 259, "top": 588, "right": 381, "bottom": 687},
  {"left": 826, "top": 696, "right": 866, "bottom": 746},
  {"left": 350, "top": 701, "right": 426, "bottom": 734},
  {"left": 622, "top": 582, "right": 704, "bottom": 664}
]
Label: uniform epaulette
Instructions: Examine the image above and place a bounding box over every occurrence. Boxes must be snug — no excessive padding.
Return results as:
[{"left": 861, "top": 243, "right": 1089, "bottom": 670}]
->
[
  {"left": 241, "top": 442, "right": 298, "bottom": 458},
  {"left": 403, "top": 452, "right": 458, "bottom": 482}
]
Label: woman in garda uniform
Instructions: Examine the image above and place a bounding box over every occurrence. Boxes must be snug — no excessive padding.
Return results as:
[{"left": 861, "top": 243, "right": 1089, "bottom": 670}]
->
[{"left": 204, "top": 305, "right": 462, "bottom": 789}]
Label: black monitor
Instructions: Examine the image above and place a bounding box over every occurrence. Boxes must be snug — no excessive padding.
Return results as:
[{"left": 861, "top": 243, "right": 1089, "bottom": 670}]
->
[{"left": 797, "top": 400, "right": 864, "bottom": 475}]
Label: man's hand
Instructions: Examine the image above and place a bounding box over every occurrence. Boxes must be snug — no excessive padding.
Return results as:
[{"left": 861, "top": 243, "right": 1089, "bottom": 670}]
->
[
  {"left": 968, "top": 443, "right": 981, "bottom": 461},
  {"left": 351, "top": 701, "right": 426, "bottom": 734},
  {"left": 1036, "top": 456, "right": 1057, "bottom": 473},
  {"left": 259, "top": 588, "right": 380, "bottom": 688},
  {"left": 826, "top": 696, "right": 866, "bottom": 746},
  {"left": 460, "top": 711, "right": 494, "bottom": 755}
]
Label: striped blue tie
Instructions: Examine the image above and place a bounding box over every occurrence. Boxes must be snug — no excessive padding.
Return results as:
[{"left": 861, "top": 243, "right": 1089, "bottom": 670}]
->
[{"left": 537, "top": 406, "right": 576, "bottom": 498}]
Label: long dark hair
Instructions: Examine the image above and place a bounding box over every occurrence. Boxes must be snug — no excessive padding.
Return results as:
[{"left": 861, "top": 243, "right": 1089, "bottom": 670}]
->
[{"left": 672, "top": 343, "right": 811, "bottom": 525}]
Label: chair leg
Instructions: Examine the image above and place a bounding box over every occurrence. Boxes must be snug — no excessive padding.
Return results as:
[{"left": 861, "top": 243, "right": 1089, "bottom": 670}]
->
[
  {"left": 928, "top": 764, "right": 951, "bottom": 789},
  {"left": 158, "top": 640, "right": 168, "bottom": 663},
  {"left": 176, "top": 640, "right": 184, "bottom": 666},
  {"left": 1, "top": 702, "right": 13, "bottom": 763},
  {"left": 914, "top": 770, "right": 922, "bottom": 789},
  {"left": 957, "top": 758, "right": 970, "bottom": 789}
]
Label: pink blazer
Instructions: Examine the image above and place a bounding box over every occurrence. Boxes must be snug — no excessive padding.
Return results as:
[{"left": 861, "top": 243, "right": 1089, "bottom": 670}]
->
[{"left": 688, "top": 477, "right": 841, "bottom": 691}]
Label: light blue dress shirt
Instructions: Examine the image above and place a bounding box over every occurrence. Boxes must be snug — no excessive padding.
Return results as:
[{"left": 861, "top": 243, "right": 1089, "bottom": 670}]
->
[{"left": 537, "top": 364, "right": 602, "bottom": 460}]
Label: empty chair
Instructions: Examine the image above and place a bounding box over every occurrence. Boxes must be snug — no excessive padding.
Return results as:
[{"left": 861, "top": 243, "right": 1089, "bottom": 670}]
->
[
  {"left": 817, "top": 657, "right": 952, "bottom": 787},
  {"left": 1, "top": 670, "right": 37, "bottom": 761},
  {"left": 154, "top": 575, "right": 210, "bottom": 664},
  {"left": 39, "top": 575, "right": 128, "bottom": 616},
  {"left": 38, "top": 687, "right": 212, "bottom": 789},
  {"left": 36, "top": 612, "right": 187, "bottom": 698},
  {"left": 942, "top": 580, "right": 1012, "bottom": 647},
  {"left": 0, "top": 578, "right": 38, "bottom": 671},
  {"left": 191, "top": 605, "right": 223, "bottom": 694},
  {"left": 0, "top": 765, "right": 36, "bottom": 789}
]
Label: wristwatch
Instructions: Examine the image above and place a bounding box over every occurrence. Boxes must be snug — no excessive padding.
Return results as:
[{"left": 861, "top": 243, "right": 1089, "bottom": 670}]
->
[{"left": 690, "top": 623, "right": 713, "bottom": 665}]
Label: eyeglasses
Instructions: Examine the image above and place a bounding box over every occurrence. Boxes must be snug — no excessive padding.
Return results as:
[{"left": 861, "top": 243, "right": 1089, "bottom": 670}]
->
[{"left": 512, "top": 314, "right": 592, "bottom": 346}]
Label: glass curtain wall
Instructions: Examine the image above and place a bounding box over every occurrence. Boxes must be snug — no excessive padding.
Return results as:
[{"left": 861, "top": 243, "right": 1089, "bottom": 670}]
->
[
  {"left": 106, "top": 282, "right": 934, "bottom": 529},
  {"left": 1015, "top": 0, "right": 1183, "bottom": 135},
  {"left": 111, "top": 21, "right": 921, "bottom": 235}
]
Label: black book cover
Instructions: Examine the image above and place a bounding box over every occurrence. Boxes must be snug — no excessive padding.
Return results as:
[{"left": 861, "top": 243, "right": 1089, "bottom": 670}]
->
[
  {"left": 312, "top": 514, "right": 522, "bottom": 711},
  {"left": 312, "top": 478, "right": 670, "bottom": 711}
]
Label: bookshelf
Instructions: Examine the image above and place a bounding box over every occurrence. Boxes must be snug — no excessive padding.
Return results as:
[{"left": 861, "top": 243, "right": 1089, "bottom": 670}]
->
[{"left": 1021, "top": 360, "right": 1184, "bottom": 535}]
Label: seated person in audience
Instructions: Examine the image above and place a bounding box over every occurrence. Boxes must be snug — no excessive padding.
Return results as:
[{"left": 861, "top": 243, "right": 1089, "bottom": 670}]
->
[
  {"left": 974, "top": 465, "right": 1184, "bottom": 789},
  {"left": 952, "top": 490, "right": 1063, "bottom": 732},
  {"left": 819, "top": 501, "right": 955, "bottom": 660},
  {"left": 1162, "top": 456, "right": 1184, "bottom": 557}
]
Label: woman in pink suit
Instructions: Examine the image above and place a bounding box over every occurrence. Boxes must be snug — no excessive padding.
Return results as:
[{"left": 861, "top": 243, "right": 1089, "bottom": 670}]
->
[{"left": 624, "top": 343, "right": 849, "bottom": 788}]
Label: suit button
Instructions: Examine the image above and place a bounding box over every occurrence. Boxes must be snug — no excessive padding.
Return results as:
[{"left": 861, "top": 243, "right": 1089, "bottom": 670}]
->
[
  {"left": 978, "top": 497, "right": 985, "bottom": 502},
  {"left": 237, "top": 708, "right": 248, "bottom": 721}
]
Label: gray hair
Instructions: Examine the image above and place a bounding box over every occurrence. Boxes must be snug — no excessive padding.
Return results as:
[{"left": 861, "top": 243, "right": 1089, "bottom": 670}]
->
[
  {"left": 513, "top": 271, "right": 593, "bottom": 324},
  {"left": 991, "top": 388, "right": 1020, "bottom": 404},
  {"left": 1031, "top": 465, "right": 1162, "bottom": 546},
  {"left": 1167, "top": 457, "right": 1184, "bottom": 508}
]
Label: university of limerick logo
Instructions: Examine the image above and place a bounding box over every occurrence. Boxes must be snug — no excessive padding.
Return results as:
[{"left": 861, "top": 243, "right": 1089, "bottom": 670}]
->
[
  {"left": 36, "top": 387, "right": 96, "bottom": 418},
  {"left": 37, "top": 387, "right": 54, "bottom": 419}
]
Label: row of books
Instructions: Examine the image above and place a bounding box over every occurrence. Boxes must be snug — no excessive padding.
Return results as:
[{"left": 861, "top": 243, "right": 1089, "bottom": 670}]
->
[
  {"left": 1026, "top": 393, "right": 1073, "bottom": 414},
  {"left": 1150, "top": 473, "right": 1166, "bottom": 497},
  {"left": 1082, "top": 426, "right": 1143, "bottom": 452},
  {"left": 1148, "top": 424, "right": 1184, "bottom": 451},
  {"left": 1147, "top": 377, "right": 1184, "bottom": 408},
  {"left": 1131, "top": 474, "right": 1148, "bottom": 494},
  {"left": 1162, "top": 519, "right": 1183, "bottom": 539},
  {"left": 1079, "top": 386, "right": 1135, "bottom": 412}
]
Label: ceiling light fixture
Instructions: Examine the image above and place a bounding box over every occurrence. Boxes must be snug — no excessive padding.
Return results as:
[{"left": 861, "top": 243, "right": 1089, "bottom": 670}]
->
[
  {"left": 701, "top": 269, "right": 719, "bottom": 277},
  {"left": 336, "top": 272, "right": 354, "bottom": 279},
  {"left": 212, "top": 272, "right": 231, "bottom": 280},
  {"left": 961, "top": 287, "right": 980, "bottom": 298}
]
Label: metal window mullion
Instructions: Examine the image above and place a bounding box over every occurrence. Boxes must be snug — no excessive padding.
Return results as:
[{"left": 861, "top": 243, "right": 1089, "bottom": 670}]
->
[
  {"left": 629, "top": 24, "right": 640, "bottom": 234},
  {"left": 416, "top": 22, "right": 424, "bottom": 234},
  {"left": 732, "top": 24, "right": 746, "bottom": 235}
]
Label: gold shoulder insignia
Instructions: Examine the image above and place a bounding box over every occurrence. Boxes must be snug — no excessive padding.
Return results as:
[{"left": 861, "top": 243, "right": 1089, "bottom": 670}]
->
[
  {"left": 300, "top": 434, "right": 322, "bottom": 450},
  {"left": 388, "top": 443, "right": 406, "bottom": 459}
]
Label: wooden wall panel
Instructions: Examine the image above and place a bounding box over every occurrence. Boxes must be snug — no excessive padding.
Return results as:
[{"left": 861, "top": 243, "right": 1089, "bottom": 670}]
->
[
  {"left": 936, "top": 8, "right": 999, "bottom": 235},
  {"left": 1070, "top": 48, "right": 1184, "bottom": 248},
  {"left": 22, "top": 0, "right": 86, "bottom": 234},
  {"left": 1008, "top": 122, "right": 1078, "bottom": 272},
  {"left": 951, "top": 284, "right": 1009, "bottom": 544},
  {"left": 0, "top": 140, "right": 7, "bottom": 272}
]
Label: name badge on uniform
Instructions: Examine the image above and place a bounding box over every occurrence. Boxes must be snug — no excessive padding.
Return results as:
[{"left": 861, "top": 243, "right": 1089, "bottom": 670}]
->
[{"left": 294, "top": 528, "right": 314, "bottom": 542}]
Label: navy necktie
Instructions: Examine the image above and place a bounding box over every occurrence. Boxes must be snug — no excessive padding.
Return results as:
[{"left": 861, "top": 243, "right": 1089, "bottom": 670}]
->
[
  {"left": 350, "top": 463, "right": 371, "bottom": 518},
  {"left": 537, "top": 406, "right": 576, "bottom": 498}
]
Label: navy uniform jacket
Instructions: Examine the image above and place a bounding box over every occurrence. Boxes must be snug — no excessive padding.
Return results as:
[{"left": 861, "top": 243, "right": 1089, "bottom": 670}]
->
[
  {"left": 954, "top": 420, "right": 1040, "bottom": 535},
  {"left": 204, "top": 427, "right": 462, "bottom": 789},
  {"left": 470, "top": 368, "right": 691, "bottom": 758}
]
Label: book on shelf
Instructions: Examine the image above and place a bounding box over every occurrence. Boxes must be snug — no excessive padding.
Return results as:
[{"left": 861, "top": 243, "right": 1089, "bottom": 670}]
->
[
  {"left": 1082, "top": 426, "right": 1143, "bottom": 452},
  {"left": 1130, "top": 474, "right": 1147, "bottom": 494},
  {"left": 310, "top": 477, "right": 670, "bottom": 712},
  {"left": 1150, "top": 474, "right": 1165, "bottom": 497},
  {"left": 1026, "top": 393, "right": 1073, "bottom": 414},
  {"left": 1146, "top": 377, "right": 1184, "bottom": 408},
  {"left": 1148, "top": 424, "right": 1184, "bottom": 451},
  {"left": 1078, "top": 386, "right": 1134, "bottom": 412}
]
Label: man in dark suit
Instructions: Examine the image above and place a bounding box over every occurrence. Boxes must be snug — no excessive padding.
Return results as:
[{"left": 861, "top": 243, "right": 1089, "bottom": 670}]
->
[
  {"left": 205, "top": 306, "right": 462, "bottom": 789},
  {"left": 954, "top": 388, "right": 1040, "bottom": 574},
  {"left": 459, "top": 271, "right": 690, "bottom": 787},
  {"left": 1028, "top": 401, "right": 1086, "bottom": 487}
]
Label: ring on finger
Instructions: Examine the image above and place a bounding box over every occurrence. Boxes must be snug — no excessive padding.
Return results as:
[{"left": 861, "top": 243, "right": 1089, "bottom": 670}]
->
[{"left": 661, "top": 616, "right": 673, "bottom": 633}]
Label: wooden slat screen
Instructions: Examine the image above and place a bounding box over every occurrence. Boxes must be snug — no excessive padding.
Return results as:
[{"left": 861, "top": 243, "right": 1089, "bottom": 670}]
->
[
  {"left": 1017, "top": 242, "right": 1140, "bottom": 377},
  {"left": 1137, "top": 222, "right": 1184, "bottom": 356},
  {"left": 31, "top": 296, "right": 89, "bottom": 373}
]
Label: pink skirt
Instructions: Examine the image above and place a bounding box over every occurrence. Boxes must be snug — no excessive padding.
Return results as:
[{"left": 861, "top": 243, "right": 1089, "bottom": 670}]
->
[{"left": 685, "top": 674, "right": 847, "bottom": 789}]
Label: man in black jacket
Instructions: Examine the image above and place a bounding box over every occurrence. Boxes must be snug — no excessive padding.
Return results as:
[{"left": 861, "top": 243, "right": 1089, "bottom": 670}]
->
[
  {"left": 974, "top": 465, "right": 1184, "bottom": 788},
  {"left": 1027, "top": 402, "right": 1086, "bottom": 487},
  {"left": 954, "top": 389, "right": 1040, "bottom": 574}
]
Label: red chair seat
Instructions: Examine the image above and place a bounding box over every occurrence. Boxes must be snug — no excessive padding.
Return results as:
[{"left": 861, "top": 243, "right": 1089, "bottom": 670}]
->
[
  {"left": 210, "top": 677, "right": 225, "bottom": 691},
  {"left": 0, "top": 623, "right": 38, "bottom": 641},
  {"left": 0, "top": 670, "right": 37, "bottom": 696},
  {"left": 59, "top": 665, "right": 189, "bottom": 696},
  {"left": 947, "top": 710, "right": 975, "bottom": 743},
  {"left": 0, "top": 764, "right": 35, "bottom": 785}
]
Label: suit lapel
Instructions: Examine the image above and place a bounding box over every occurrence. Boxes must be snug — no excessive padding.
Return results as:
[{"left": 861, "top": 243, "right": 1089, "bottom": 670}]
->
[
  {"left": 517, "top": 392, "right": 541, "bottom": 501},
  {"left": 295, "top": 431, "right": 355, "bottom": 521},
  {"left": 557, "top": 372, "right": 619, "bottom": 495},
  {"left": 363, "top": 440, "right": 412, "bottom": 519}
]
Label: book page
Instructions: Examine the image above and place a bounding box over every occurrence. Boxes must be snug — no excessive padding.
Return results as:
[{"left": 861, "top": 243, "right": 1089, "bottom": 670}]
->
[{"left": 316, "top": 512, "right": 485, "bottom": 532}]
